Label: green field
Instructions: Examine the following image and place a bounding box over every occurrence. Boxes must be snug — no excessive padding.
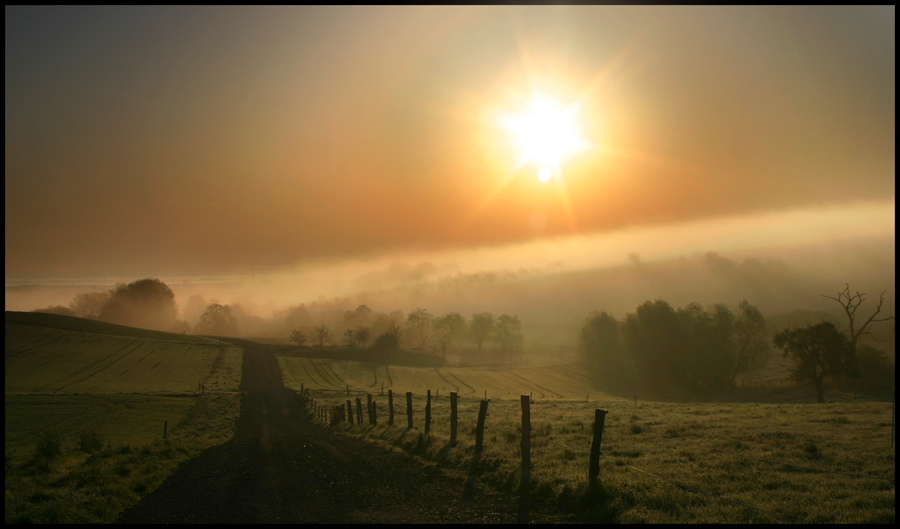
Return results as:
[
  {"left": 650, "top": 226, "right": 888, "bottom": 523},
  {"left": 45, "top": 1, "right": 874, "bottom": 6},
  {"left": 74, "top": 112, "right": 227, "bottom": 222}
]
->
[
  {"left": 285, "top": 358, "right": 895, "bottom": 524},
  {"left": 5, "top": 312, "right": 242, "bottom": 523}
]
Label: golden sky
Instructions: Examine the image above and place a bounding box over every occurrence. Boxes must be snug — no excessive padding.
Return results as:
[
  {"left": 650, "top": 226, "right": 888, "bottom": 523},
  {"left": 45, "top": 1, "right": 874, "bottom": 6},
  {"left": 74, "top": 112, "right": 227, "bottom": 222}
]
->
[{"left": 5, "top": 5, "right": 895, "bottom": 281}]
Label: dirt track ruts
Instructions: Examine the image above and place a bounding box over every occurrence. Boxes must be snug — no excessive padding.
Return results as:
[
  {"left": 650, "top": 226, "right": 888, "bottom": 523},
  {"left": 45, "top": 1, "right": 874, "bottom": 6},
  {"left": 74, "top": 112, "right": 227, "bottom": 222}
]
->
[{"left": 115, "top": 339, "right": 523, "bottom": 523}]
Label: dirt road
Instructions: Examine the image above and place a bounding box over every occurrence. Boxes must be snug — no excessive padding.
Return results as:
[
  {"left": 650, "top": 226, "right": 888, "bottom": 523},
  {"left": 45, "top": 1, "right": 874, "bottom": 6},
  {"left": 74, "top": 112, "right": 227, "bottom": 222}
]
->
[{"left": 115, "top": 341, "right": 522, "bottom": 523}]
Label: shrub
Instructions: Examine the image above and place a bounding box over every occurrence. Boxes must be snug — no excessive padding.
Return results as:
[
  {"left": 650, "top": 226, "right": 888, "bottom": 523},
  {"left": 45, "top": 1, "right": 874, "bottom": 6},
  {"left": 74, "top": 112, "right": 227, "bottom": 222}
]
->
[
  {"left": 33, "top": 430, "right": 63, "bottom": 467},
  {"left": 76, "top": 430, "right": 105, "bottom": 454}
]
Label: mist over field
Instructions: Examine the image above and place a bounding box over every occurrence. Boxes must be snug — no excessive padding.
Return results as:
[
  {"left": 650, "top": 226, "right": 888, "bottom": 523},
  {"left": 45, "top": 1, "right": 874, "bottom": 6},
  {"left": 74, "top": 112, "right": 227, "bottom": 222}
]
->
[{"left": 8, "top": 202, "right": 894, "bottom": 354}]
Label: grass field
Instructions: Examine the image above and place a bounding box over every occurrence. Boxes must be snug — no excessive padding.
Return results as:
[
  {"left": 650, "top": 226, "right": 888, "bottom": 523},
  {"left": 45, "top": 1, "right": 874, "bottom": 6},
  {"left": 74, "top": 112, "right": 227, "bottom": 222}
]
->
[
  {"left": 5, "top": 311, "right": 242, "bottom": 523},
  {"left": 285, "top": 358, "right": 895, "bottom": 524},
  {"left": 279, "top": 356, "right": 603, "bottom": 400}
]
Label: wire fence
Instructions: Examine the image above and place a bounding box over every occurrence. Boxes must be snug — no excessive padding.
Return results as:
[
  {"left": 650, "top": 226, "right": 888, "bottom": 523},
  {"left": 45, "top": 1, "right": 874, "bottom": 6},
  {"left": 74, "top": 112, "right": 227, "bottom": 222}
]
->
[{"left": 298, "top": 385, "right": 895, "bottom": 523}]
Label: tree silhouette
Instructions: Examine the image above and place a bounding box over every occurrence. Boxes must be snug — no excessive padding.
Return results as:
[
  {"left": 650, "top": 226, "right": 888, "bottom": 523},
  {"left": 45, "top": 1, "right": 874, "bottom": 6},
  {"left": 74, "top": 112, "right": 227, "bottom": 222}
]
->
[
  {"left": 196, "top": 303, "right": 238, "bottom": 336},
  {"left": 469, "top": 312, "right": 494, "bottom": 352},
  {"left": 69, "top": 291, "right": 110, "bottom": 319},
  {"left": 774, "top": 322, "right": 854, "bottom": 403},
  {"left": 290, "top": 329, "right": 307, "bottom": 347},
  {"left": 822, "top": 283, "right": 894, "bottom": 355},
  {"left": 99, "top": 278, "right": 178, "bottom": 331},
  {"left": 313, "top": 324, "right": 331, "bottom": 346},
  {"left": 433, "top": 312, "right": 466, "bottom": 359}
]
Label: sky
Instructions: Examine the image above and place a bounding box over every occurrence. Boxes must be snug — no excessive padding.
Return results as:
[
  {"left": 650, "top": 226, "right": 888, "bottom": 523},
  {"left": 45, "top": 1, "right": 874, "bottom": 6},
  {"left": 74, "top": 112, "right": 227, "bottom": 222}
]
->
[{"left": 5, "top": 6, "right": 895, "bottom": 314}]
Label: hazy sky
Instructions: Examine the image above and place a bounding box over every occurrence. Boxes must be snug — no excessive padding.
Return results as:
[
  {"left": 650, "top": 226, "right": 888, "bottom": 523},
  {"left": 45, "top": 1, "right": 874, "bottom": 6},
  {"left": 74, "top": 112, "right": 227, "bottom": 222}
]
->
[{"left": 5, "top": 6, "right": 895, "bottom": 282}]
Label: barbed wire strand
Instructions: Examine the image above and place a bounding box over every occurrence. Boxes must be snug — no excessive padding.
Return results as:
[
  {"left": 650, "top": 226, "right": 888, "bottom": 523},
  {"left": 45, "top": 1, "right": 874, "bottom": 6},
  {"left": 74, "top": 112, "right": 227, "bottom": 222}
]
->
[{"left": 625, "top": 465, "right": 803, "bottom": 524}]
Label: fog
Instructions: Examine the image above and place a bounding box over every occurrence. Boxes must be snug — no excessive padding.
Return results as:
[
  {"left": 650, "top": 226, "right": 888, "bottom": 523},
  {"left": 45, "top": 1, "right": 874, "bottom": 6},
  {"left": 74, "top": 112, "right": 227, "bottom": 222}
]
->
[{"left": 6, "top": 201, "right": 893, "bottom": 356}]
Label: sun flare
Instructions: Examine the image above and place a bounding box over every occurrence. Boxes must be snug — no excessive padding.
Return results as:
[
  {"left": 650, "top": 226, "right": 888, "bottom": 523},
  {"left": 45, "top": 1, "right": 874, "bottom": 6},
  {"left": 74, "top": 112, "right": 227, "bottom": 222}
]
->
[{"left": 498, "top": 92, "right": 591, "bottom": 182}]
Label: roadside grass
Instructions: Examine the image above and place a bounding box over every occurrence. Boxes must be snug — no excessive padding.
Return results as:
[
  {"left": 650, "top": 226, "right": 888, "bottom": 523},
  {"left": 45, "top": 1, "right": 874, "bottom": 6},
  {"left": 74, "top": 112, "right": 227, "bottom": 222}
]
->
[
  {"left": 308, "top": 388, "right": 894, "bottom": 523},
  {"left": 4, "top": 393, "right": 240, "bottom": 523}
]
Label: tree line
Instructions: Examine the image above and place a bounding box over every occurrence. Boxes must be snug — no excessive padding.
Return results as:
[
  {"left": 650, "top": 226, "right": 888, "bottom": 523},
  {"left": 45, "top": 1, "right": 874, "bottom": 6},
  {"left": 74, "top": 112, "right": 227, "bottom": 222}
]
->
[
  {"left": 35, "top": 278, "right": 239, "bottom": 336},
  {"left": 579, "top": 284, "right": 894, "bottom": 401},
  {"left": 288, "top": 304, "right": 525, "bottom": 363}
]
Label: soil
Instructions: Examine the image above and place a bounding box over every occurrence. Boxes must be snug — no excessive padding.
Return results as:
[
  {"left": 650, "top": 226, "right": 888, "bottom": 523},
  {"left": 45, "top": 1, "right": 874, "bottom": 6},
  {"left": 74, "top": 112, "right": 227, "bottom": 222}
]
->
[{"left": 115, "top": 340, "right": 530, "bottom": 524}]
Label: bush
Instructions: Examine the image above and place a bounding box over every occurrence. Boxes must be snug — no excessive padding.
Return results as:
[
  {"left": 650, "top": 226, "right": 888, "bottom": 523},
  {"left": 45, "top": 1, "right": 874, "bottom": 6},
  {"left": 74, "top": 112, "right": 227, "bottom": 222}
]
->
[
  {"left": 33, "top": 430, "right": 63, "bottom": 467},
  {"left": 76, "top": 430, "right": 105, "bottom": 454}
]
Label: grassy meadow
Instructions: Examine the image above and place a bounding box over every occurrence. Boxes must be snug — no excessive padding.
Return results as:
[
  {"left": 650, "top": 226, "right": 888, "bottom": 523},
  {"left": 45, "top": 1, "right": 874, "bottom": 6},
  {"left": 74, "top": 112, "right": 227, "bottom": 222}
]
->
[
  {"left": 4, "top": 312, "right": 242, "bottom": 523},
  {"left": 285, "top": 358, "right": 895, "bottom": 524}
]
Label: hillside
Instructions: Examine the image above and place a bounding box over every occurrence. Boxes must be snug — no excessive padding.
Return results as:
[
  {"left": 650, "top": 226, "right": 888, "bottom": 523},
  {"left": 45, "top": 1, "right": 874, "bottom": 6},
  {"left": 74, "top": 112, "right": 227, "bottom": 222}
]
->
[{"left": 4, "top": 311, "right": 241, "bottom": 395}]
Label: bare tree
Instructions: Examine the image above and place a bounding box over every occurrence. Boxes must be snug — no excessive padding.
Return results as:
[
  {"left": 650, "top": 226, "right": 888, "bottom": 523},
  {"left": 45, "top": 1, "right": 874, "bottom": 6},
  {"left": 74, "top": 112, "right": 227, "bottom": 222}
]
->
[
  {"left": 822, "top": 283, "right": 894, "bottom": 355},
  {"left": 313, "top": 324, "right": 331, "bottom": 346},
  {"left": 290, "top": 329, "right": 307, "bottom": 347}
]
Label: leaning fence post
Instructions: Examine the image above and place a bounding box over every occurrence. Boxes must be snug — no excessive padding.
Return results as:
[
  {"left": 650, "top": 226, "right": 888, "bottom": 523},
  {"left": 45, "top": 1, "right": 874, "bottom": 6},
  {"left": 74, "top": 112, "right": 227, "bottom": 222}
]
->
[
  {"left": 356, "top": 398, "right": 363, "bottom": 425},
  {"left": 475, "top": 399, "right": 489, "bottom": 455},
  {"left": 520, "top": 394, "right": 531, "bottom": 492},
  {"left": 388, "top": 389, "right": 395, "bottom": 426},
  {"left": 588, "top": 409, "right": 608, "bottom": 486},
  {"left": 346, "top": 400, "right": 353, "bottom": 424},
  {"left": 406, "top": 392, "right": 414, "bottom": 429},
  {"left": 425, "top": 390, "right": 432, "bottom": 435},
  {"left": 450, "top": 391, "right": 458, "bottom": 444}
]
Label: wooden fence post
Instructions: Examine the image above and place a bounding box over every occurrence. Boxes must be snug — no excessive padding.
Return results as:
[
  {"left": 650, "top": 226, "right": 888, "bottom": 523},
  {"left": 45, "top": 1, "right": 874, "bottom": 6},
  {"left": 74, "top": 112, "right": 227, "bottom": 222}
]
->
[
  {"left": 163, "top": 420, "right": 168, "bottom": 440},
  {"left": 356, "top": 398, "right": 363, "bottom": 425},
  {"left": 372, "top": 399, "right": 377, "bottom": 425},
  {"left": 346, "top": 400, "right": 353, "bottom": 424},
  {"left": 588, "top": 409, "right": 608, "bottom": 486},
  {"left": 406, "top": 392, "right": 414, "bottom": 429},
  {"left": 367, "top": 394, "right": 374, "bottom": 425},
  {"left": 450, "top": 391, "right": 458, "bottom": 444},
  {"left": 425, "top": 390, "right": 432, "bottom": 435},
  {"left": 520, "top": 394, "right": 531, "bottom": 492},
  {"left": 388, "top": 389, "right": 394, "bottom": 426},
  {"left": 475, "top": 399, "right": 489, "bottom": 455}
]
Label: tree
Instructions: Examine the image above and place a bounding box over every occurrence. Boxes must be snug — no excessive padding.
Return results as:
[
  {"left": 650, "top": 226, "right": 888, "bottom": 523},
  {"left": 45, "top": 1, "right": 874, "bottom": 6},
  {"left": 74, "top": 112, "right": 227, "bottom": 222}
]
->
[
  {"left": 493, "top": 314, "right": 523, "bottom": 363},
  {"left": 774, "top": 322, "right": 854, "bottom": 403},
  {"left": 822, "top": 283, "right": 894, "bottom": 355},
  {"left": 99, "top": 278, "right": 178, "bottom": 331},
  {"left": 343, "top": 305, "right": 373, "bottom": 330},
  {"left": 195, "top": 303, "right": 238, "bottom": 336},
  {"left": 313, "top": 324, "right": 331, "bottom": 346},
  {"left": 623, "top": 299, "right": 687, "bottom": 388},
  {"left": 730, "top": 299, "right": 771, "bottom": 385},
  {"left": 469, "top": 312, "right": 494, "bottom": 351},
  {"left": 290, "top": 329, "right": 307, "bottom": 347},
  {"left": 406, "top": 308, "right": 433, "bottom": 350},
  {"left": 372, "top": 321, "right": 403, "bottom": 351},
  {"left": 579, "top": 311, "right": 624, "bottom": 379},
  {"left": 69, "top": 291, "right": 110, "bottom": 319},
  {"left": 433, "top": 312, "right": 466, "bottom": 359},
  {"left": 354, "top": 326, "right": 371, "bottom": 348}
]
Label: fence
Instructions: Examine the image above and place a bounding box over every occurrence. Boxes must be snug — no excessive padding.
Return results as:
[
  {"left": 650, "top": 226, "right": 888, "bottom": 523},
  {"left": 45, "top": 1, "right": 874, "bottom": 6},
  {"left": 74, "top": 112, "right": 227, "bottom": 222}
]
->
[
  {"left": 298, "top": 386, "right": 608, "bottom": 492},
  {"left": 295, "top": 384, "right": 894, "bottom": 523}
]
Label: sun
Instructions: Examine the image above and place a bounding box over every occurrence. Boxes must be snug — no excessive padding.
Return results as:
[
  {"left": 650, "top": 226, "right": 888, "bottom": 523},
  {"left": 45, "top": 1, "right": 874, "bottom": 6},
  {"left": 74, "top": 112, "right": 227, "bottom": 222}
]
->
[{"left": 498, "top": 92, "right": 591, "bottom": 182}]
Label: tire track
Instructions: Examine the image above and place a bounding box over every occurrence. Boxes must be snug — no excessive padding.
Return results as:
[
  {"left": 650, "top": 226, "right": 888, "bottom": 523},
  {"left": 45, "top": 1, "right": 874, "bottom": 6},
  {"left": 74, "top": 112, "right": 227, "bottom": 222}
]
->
[
  {"left": 433, "top": 368, "right": 460, "bottom": 392},
  {"left": 308, "top": 359, "right": 345, "bottom": 390},
  {"left": 4, "top": 329, "right": 68, "bottom": 357},
  {"left": 32, "top": 340, "right": 144, "bottom": 393},
  {"left": 442, "top": 370, "right": 477, "bottom": 395},
  {"left": 501, "top": 371, "right": 563, "bottom": 399},
  {"left": 54, "top": 341, "right": 149, "bottom": 393}
]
